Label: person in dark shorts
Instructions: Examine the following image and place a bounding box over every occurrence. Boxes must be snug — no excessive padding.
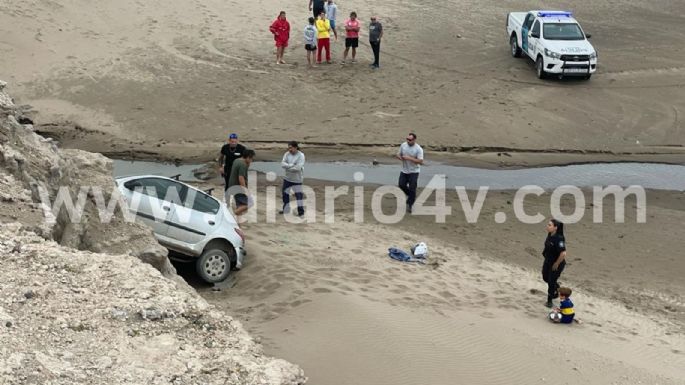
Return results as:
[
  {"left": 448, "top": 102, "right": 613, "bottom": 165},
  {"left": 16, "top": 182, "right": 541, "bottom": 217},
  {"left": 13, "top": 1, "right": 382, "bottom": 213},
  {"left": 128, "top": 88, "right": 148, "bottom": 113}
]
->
[
  {"left": 304, "top": 17, "right": 318, "bottom": 67},
  {"left": 308, "top": 0, "right": 325, "bottom": 19},
  {"left": 218, "top": 133, "right": 246, "bottom": 197},
  {"left": 227, "top": 149, "right": 255, "bottom": 217},
  {"left": 342, "top": 12, "right": 360, "bottom": 64},
  {"left": 541, "top": 219, "right": 567, "bottom": 308}
]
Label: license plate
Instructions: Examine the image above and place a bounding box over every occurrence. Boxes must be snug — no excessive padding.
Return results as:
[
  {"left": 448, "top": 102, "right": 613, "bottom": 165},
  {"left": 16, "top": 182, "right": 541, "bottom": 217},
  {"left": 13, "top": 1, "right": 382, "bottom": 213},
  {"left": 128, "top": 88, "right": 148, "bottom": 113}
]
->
[{"left": 564, "top": 68, "right": 587, "bottom": 73}]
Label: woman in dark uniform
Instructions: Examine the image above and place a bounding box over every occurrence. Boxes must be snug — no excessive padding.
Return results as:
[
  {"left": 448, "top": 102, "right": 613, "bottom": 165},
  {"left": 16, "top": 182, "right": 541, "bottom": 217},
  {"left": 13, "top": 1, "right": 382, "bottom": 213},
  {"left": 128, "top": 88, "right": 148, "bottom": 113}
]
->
[{"left": 542, "top": 219, "right": 567, "bottom": 308}]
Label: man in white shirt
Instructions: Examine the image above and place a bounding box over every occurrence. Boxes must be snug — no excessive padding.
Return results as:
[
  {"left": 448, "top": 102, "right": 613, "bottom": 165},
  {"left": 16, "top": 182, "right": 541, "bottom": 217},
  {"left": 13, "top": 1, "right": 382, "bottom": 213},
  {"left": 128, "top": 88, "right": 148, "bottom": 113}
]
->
[
  {"left": 396, "top": 133, "right": 424, "bottom": 213},
  {"left": 280, "top": 141, "right": 306, "bottom": 216}
]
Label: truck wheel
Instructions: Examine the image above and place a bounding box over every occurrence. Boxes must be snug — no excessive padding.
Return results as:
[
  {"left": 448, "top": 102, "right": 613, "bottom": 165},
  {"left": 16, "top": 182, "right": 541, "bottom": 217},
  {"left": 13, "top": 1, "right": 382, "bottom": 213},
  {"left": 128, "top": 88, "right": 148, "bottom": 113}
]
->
[
  {"left": 536, "top": 56, "right": 546, "bottom": 79},
  {"left": 196, "top": 248, "right": 231, "bottom": 283},
  {"left": 510, "top": 35, "right": 521, "bottom": 58},
  {"left": 584, "top": 74, "right": 592, "bottom": 80}
]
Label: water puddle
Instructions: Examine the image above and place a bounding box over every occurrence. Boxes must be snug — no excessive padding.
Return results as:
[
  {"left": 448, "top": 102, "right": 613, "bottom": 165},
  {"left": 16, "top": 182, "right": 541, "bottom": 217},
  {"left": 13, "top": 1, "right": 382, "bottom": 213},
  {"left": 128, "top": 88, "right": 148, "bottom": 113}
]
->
[{"left": 112, "top": 160, "right": 685, "bottom": 190}]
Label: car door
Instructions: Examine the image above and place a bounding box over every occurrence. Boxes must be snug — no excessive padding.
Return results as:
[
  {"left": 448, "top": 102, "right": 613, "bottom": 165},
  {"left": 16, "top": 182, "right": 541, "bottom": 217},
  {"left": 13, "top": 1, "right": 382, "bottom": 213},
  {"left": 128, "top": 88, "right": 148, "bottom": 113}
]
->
[
  {"left": 122, "top": 177, "right": 181, "bottom": 236},
  {"left": 528, "top": 20, "right": 541, "bottom": 58},
  {"left": 166, "top": 185, "right": 221, "bottom": 245},
  {"left": 521, "top": 13, "right": 536, "bottom": 52}
]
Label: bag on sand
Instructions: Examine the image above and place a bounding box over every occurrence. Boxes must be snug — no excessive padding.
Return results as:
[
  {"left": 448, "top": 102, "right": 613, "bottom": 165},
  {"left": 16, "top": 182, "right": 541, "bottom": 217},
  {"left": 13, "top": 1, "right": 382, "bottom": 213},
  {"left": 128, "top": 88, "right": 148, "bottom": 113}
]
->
[
  {"left": 411, "top": 242, "right": 428, "bottom": 258},
  {"left": 388, "top": 247, "right": 425, "bottom": 264}
]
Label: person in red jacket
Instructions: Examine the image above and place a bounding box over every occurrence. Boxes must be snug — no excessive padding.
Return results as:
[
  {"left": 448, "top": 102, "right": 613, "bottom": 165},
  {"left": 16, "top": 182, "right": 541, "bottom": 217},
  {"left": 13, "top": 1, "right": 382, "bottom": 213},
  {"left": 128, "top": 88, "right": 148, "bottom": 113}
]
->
[{"left": 270, "top": 11, "right": 290, "bottom": 64}]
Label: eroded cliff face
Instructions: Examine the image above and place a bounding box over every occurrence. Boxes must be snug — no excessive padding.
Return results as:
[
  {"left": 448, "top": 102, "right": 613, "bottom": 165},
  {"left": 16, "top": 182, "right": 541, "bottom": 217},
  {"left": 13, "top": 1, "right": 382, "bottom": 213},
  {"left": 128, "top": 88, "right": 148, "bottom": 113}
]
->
[{"left": 0, "top": 81, "right": 306, "bottom": 385}]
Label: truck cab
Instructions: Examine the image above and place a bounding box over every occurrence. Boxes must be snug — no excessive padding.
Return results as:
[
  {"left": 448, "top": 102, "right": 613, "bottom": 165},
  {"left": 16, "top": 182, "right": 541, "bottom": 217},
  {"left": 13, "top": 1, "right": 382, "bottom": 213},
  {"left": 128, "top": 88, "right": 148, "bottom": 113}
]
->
[{"left": 507, "top": 11, "right": 597, "bottom": 79}]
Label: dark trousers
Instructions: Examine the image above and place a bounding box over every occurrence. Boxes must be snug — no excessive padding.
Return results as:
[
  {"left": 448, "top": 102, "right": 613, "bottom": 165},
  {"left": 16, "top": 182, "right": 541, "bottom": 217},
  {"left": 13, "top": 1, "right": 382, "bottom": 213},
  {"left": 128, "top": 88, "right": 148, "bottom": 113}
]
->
[
  {"left": 398, "top": 172, "right": 419, "bottom": 207},
  {"left": 313, "top": 6, "right": 324, "bottom": 19},
  {"left": 282, "top": 180, "right": 304, "bottom": 215},
  {"left": 370, "top": 40, "right": 381, "bottom": 66},
  {"left": 542, "top": 261, "right": 565, "bottom": 301}
]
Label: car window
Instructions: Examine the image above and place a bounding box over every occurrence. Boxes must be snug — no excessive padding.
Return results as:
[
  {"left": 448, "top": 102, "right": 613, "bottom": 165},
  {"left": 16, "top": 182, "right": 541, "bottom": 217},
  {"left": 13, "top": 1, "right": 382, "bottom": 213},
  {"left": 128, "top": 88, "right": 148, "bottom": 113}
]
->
[
  {"left": 187, "top": 188, "right": 220, "bottom": 215},
  {"left": 124, "top": 178, "right": 186, "bottom": 203},
  {"left": 531, "top": 20, "right": 541, "bottom": 36},
  {"left": 524, "top": 14, "right": 535, "bottom": 30},
  {"left": 543, "top": 23, "right": 584, "bottom": 40}
]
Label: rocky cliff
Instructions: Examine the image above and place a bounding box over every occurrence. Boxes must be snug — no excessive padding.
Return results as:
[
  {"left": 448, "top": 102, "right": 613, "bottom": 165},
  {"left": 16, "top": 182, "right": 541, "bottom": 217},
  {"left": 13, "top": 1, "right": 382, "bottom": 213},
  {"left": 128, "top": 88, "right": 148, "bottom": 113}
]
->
[{"left": 0, "top": 81, "right": 306, "bottom": 384}]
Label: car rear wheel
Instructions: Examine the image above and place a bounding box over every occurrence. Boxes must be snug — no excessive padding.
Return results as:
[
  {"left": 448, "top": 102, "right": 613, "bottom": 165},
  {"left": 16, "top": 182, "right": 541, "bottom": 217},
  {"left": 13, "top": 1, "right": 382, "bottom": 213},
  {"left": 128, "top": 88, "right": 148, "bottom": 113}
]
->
[
  {"left": 536, "top": 56, "right": 546, "bottom": 79},
  {"left": 510, "top": 35, "right": 521, "bottom": 58},
  {"left": 196, "top": 249, "right": 231, "bottom": 283}
]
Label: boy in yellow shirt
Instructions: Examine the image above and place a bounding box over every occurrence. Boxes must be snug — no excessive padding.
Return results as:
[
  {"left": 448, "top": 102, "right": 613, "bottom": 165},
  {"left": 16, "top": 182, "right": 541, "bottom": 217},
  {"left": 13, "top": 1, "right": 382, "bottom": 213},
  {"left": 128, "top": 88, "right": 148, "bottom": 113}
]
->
[{"left": 315, "top": 11, "right": 331, "bottom": 64}]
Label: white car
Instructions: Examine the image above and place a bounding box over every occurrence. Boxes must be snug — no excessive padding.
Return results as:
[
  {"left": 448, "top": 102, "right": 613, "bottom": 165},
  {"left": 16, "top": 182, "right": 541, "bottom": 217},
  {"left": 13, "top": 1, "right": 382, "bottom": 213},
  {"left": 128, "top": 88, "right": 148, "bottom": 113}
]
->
[
  {"left": 115, "top": 175, "right": 245, "bottom": 283},
  {"left": 507, "top": 10, "right": 597, "bottom": 79}
]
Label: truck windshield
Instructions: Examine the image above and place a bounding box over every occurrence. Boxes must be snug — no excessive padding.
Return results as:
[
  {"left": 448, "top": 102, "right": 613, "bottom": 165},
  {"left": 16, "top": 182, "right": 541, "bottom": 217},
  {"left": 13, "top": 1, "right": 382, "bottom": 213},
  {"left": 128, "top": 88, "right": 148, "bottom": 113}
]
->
[{"left": 543, "top": 23, "right": 584, "bottom": 40}]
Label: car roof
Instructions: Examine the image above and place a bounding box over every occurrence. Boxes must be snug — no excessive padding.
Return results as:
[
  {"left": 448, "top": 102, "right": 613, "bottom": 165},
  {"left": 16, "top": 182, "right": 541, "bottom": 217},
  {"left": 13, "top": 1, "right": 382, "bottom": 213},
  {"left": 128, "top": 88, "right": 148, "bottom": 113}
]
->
[
  {"left": 532, "top": 10, "right": 579, "bottom": 24},
  {"left": 115, "top": 174, "right": 219, "bottom": 200}
]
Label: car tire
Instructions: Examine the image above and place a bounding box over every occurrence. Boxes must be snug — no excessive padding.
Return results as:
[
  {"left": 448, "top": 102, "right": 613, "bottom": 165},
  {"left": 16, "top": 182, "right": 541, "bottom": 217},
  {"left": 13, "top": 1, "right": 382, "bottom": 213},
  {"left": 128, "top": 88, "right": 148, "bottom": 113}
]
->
[
  {"left": 536, "top": 56, "right": 546, "bottom": 79},
  {"left": 584, "top": 74, "right": 592, "bottom": 80},
  {"left": 196, "top": 248, "right": 231, "bottom": 283},
  {"left": 510, "top": 35, "right": 521, "bottom": 58}
]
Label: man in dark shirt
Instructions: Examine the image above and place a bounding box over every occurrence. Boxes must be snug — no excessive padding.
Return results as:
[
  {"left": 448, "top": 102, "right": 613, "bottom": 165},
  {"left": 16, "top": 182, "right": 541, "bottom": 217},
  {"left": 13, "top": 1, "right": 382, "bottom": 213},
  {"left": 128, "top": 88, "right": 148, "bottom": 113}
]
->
[
  {"left": 368, "top": 16, "right": 383, "bottom": 68},
  {"left": 308, "top": 0, "right": 325, "bottom": 19},
  {"left": 218, "top": 133, "right": 246, "bottom": 193},
  {"left": 227, "top": 149, "right": 255, "bottom": 217}
]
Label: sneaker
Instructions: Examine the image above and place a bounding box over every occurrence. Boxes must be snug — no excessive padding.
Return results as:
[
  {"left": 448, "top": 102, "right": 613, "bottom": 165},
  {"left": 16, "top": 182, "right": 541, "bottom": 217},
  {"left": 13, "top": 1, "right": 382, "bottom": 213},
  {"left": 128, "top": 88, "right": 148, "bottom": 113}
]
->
[
  {"left": 545, "top": 299, "right": 553, "bottom": 308},
  {"left": 278, "top": 209, "right": 285, "bottom": 214},
  {"left": 326, "top": 60, "right": 332, "bottom": 64},
  {"left": 351, "top": 59, "right": 357, "bottom": 63},
  {"left": 340, "top": 60, "right": 346, "bottom": 65}
]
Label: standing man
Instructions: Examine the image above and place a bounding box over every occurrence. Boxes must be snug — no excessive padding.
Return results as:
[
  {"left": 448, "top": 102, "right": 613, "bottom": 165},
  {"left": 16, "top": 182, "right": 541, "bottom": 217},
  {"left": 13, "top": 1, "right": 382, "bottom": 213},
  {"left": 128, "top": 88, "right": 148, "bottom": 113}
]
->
[
  {"left": 218, "top": 133, "right": 246, "bottom": 198},
  {"left": 308, "top": 0, "right": 325, "bottom": 19},
  {"left": 342, "top": 11, "right": 360, "bottom": 64},
  {"left": 396, "top": 133, "right": 423, "bottom": 213},
  {"left": 280, "top": 141, "right": 306, "bottom": 216},
  {"left": 368, "top": 16, "right": 383, "bottom": 69},
  {"left": 227, "top": 149, "right": 256, "bottom": 217},
  {"left": 269, "top": 11, "right": 291, "bottom": 64},
  {"left": 324, "top": 0, "right": 338, "bottom": 41}
]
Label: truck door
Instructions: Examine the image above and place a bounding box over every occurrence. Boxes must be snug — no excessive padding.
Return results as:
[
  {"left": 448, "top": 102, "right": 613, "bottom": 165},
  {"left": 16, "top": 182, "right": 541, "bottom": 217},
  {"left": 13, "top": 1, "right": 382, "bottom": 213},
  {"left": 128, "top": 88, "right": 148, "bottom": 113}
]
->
[
  {"left": 528, "top": 20, "right": 541, "bottom": 57},
  {"left": 521, "top": 13, "right": 536, "bottom": 52}
]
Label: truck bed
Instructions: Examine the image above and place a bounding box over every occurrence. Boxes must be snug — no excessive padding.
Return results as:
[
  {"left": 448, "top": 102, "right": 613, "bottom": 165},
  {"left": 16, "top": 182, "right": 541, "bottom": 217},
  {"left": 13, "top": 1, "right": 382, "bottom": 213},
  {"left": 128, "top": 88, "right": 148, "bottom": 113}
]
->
[{"left": 507, "top": 12, "right": 527, "bottom": 35}]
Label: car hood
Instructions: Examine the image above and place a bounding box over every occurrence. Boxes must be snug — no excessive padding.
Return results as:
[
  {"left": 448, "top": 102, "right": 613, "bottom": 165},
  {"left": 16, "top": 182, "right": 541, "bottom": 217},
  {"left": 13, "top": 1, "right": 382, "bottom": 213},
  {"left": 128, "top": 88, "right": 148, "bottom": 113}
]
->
[{"left": 544, "top": 39, "right": 595, "bottom": 55}]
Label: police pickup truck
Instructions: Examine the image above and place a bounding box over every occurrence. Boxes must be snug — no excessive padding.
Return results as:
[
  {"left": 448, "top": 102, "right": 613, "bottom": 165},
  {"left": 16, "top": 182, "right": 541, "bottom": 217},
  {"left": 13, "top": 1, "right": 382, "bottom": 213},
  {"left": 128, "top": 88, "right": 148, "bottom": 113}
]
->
[{"left": 507, "top": 11, "right": 597, "bottom": 79}]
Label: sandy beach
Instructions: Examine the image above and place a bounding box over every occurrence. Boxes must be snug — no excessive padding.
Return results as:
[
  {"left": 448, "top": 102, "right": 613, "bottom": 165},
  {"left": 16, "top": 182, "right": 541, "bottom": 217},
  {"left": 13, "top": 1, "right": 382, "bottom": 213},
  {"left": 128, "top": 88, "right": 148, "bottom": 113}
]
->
[{"left": 2, "top": 0, "right": 685, "bottom": 383}]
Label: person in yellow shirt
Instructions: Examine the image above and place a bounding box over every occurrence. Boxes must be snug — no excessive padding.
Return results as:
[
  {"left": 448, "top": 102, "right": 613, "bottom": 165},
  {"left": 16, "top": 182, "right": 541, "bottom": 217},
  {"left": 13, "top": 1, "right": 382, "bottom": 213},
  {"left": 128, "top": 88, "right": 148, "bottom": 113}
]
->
[{"left": 315, "top": 11, "right": 331, "bottom": 64}]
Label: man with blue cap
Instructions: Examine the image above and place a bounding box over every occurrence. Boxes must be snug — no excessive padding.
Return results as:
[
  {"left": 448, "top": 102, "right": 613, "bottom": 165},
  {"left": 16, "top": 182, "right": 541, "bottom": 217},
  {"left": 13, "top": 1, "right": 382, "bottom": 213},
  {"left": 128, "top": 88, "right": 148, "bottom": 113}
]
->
[{"left": 218, "top": 133, "right": 246, "bottom": 194}]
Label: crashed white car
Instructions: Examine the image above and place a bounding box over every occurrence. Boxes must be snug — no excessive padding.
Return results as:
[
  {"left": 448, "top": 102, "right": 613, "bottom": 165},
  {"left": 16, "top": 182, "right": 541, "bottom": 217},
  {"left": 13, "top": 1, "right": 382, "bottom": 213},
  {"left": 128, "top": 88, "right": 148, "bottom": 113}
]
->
[
  {"left": 115, "top": 175, "right": 245, "bottom": 283},
  {"left": 507, "top": 10, "right": 597, "bottom": 79}
]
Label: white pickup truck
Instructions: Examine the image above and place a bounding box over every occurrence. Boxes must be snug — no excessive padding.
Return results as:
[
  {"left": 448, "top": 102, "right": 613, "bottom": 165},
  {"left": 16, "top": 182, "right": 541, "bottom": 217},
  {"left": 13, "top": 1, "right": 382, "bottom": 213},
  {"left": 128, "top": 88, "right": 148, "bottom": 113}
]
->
[{"left": 507, "top": 11, "right": 597, "bottom": 79}]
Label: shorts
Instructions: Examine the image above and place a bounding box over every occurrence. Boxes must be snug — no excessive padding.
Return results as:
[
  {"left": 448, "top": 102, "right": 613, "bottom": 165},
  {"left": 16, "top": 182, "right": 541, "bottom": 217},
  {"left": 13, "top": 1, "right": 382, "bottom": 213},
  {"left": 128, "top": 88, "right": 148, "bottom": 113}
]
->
[
  {"left": 305, "top": 44, "right": 317, "bottom": 51},
  {"left": 329, "top": 20, "right": 336, "bottom": 29},
  {"left": 345, "top": 37, "right": 359, "bottom": 48},
  {"left": 234, "top": 193, "right": 248, "bottom": 207}
]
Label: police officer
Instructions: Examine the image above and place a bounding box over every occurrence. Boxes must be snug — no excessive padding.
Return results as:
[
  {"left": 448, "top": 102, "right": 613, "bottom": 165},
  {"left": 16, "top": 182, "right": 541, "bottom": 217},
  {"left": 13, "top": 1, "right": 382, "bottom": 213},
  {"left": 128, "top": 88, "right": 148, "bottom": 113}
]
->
[{"left": 541, "top": 218, "right": 567, "bottom": 308}]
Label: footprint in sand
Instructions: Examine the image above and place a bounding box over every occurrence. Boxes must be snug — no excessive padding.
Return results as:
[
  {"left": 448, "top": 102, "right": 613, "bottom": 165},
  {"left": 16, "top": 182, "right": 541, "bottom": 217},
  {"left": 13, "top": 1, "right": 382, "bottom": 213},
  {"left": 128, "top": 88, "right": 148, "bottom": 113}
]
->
[{"left": 313, "top": 287, "right": 332, "bottom": 293}]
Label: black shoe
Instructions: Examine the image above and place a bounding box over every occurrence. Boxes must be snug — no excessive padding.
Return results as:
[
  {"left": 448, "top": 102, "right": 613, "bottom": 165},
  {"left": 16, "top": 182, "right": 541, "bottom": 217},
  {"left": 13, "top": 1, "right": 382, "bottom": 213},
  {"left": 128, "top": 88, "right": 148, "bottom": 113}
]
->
[
  {"left": 407, "top": 204, "right": 412, "bottom": 213},
  {"left": 545, "top": 299, "right": 553, "bottom": 308}
]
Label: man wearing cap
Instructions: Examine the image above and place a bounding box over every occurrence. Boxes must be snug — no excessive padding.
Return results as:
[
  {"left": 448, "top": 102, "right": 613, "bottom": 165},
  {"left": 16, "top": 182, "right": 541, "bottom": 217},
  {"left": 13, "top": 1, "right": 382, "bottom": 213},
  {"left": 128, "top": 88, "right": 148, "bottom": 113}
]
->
[{"left": 218, "top": 133, "right": 246, "bottom": 195}]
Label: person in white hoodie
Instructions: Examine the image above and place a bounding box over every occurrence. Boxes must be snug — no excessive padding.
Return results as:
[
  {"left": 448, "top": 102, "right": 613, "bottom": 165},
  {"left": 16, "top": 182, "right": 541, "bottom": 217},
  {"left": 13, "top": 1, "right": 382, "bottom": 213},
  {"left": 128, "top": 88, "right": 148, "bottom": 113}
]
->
[
  {"left": 280, "top": 141, "right": 306, "bottom": 216},
  {"left": 303, "top": 17, "right": 318, "bottom": 68}
]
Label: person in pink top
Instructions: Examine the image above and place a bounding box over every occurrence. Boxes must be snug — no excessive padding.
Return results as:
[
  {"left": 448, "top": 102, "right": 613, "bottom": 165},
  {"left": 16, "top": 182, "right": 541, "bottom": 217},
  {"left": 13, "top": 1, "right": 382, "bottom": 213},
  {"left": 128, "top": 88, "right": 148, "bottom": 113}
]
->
[
  {"left": 269, "top": 11, "right": 290, "bottom": 64},
  {"left": 342, "top": 11, "right": 360, "bottom": 64}
]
